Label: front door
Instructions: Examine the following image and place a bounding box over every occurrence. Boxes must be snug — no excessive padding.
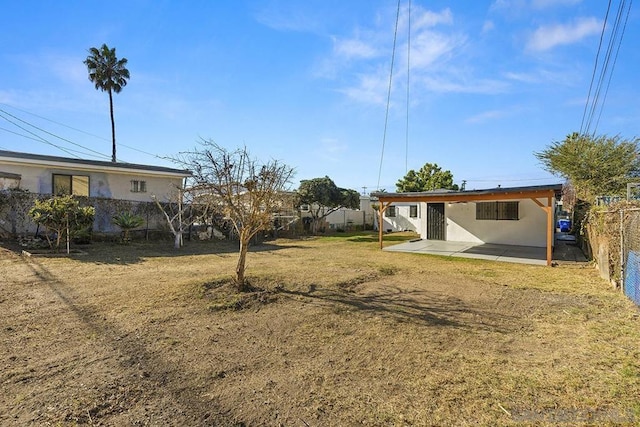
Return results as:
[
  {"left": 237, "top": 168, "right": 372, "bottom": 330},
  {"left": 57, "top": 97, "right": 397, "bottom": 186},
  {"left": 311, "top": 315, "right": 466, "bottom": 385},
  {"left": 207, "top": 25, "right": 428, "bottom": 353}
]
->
[{"left": 426, "top": 203, "right": 445, "bottom": 240}]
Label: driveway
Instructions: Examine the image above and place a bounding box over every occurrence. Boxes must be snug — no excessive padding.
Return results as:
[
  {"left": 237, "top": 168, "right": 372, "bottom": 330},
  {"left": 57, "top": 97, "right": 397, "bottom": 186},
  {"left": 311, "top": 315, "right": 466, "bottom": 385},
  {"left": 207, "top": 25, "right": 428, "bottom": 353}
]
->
[{"left": 383, "top": 234, "right": 587, "bottom": 266}]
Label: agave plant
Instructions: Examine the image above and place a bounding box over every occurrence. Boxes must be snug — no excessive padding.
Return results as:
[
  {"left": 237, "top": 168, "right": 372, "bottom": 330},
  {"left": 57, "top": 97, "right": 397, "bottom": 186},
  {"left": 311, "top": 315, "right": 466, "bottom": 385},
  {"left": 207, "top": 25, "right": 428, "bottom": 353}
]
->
[{"left": 112, "top": 211, "right": 144, "bottom": 243}]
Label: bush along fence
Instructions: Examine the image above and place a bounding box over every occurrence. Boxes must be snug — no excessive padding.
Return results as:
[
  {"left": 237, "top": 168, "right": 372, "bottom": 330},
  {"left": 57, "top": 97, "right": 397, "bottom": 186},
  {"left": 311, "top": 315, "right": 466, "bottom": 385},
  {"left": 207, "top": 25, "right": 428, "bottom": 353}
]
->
[
  {"left": 0, "top": 190, "right": 170, "bottom": 241},
  {"left": 587, "top": 203, "right": 640, "bottom": 306},
  {"left": 0, "top": 190, "right": 304, "bottom": 244}
]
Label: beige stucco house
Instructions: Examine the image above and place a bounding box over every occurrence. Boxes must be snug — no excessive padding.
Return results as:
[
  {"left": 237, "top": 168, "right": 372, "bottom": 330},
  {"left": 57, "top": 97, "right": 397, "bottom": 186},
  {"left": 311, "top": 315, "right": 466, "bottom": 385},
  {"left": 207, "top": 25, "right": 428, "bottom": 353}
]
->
[
  {"left": 0, "top": 150, "right": 190, "bottom": 201},
  {"left": 0, "top": 150, "right": 191, "bottom": 235}
]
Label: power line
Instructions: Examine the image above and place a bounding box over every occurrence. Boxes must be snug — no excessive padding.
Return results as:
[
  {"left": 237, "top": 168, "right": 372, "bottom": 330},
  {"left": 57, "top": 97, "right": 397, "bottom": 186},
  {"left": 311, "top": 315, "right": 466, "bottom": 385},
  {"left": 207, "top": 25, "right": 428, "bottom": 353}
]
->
[
  {"left": 594, "top": 0, "right": 633, "bottom": 133},
  {"left": 584, "top": 0, "right": 624, "bottom": 134},
  {"left": 405, "top": 0, "right": 411, "bottom": 175},
  {"left": 0, "top": 108, "right": 112, "bottom": 160},
  {"left": 0, "top": 110, "right": 79, "bottom": 158},
  {"left": 580, "top": 0, "right": 632, "bottom": 136},
  {"left": 0, "top": 102, "right": 109, "bottom": 142},
  {"left": 376, "top": 0, "right": 402, "bottom": 191},
  {"left": 0, "top": 124, "right": 109, "bottom": 159},
  {"left": 0, "top": 104, "right": 166, "bottom": 162},
  {"left": 579, "top": 0, "right": 612, "bottom": 135}
]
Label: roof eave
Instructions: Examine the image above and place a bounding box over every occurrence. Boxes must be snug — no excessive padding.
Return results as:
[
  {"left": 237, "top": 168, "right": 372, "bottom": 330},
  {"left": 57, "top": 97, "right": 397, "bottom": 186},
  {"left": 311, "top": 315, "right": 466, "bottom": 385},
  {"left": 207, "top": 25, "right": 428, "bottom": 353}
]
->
[{"left": 0, "top": 150, "right": 191, "bottom": 178}]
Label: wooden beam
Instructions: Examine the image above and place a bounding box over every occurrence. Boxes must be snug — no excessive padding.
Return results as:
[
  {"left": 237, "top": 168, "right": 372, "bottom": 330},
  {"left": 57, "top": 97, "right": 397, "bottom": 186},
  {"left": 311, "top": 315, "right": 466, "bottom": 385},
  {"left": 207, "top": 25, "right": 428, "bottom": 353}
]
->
[
  {"left": 531, "top": 198, "right": 545, "bottom": 208},
  {"left": 376, "top": 189, "right": 557, "bottom": 204}
]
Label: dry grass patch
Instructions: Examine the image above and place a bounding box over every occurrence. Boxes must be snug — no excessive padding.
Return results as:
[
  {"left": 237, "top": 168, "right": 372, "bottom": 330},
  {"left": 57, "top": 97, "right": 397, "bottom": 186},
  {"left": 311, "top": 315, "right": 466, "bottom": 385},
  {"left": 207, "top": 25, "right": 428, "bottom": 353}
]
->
[{"left": 1, "top": 232, "right": 639, "bottom": 426}]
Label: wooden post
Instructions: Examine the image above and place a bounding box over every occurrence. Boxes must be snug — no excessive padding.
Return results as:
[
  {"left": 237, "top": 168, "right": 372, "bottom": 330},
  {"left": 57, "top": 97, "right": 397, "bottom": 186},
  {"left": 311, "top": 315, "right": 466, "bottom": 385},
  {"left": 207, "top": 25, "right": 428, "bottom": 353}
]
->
[
  {"left": 378, "top": 205, "right": 384, "bottom": 249},
  {"left": 531, "top": 195, "right": 554, "bottom": 266},
  {"left": 546, "top": 195, "right": 553, "bottom": 266},
  {"left": 377, "top": 201, "right": 391, "bottom": 249}
]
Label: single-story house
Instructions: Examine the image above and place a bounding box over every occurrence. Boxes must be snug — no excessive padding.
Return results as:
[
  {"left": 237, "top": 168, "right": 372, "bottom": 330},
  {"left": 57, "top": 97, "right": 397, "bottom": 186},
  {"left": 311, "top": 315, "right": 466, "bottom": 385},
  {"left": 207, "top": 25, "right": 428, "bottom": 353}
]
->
[
  {"left": 0, "top": 149, "right": 190, "bottom": 201},
  {"left": 373, "top": 184, "right": 563, "bottom": 266},
  {"left": 0, "top": 149, "right": 191, "bottom": 234}
]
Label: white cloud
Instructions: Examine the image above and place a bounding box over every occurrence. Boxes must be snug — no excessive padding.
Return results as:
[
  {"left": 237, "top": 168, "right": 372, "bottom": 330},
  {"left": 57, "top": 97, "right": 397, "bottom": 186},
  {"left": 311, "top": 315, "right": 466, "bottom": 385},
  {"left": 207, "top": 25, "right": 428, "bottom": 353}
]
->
[
  {"left": 326, "top": 6, "right": 475, "bottom": 105},
  {"left": 49, "top": 55, "right": 89, "bottom": 87},
  {"left": 314, "top": 137, "right": 348, "bottom": 162},
  {"left": 490, "top": 0, "right": 527, "bottom": 13},
  {"left": 410, "top": 8, "right": 453, "bottom": 30},
  {"left": 409, "top": 31, "right": 465, "bottom": 69},
  {"left": 253, "top": 2, "right": 323, "bottom": 33},
  {"left": 531, "top": 0, "right": 582, "bottom": 9},
  {"left": 490, "top": 0, "right": 582, "bottom": 16},
  {"left": 332, "top": 36, "right": 379, "bottom": 60},
  {"left": 421, "top": 75, "right": 509, "bottom": 95},
  {"left": 465, "top": 108, "right": 515, "bottom": 124},
  {"left": 504, "top": 68, "right": 578, "bottom": 86},
  {"left": 338, "top": 71, "right": 389, "bottom": 105},
  {"left": 527, "top": 17, "right": 602, "bottom": 51},
  {"left": 482, "top": 20, "right": 495, "bottom": 34}
]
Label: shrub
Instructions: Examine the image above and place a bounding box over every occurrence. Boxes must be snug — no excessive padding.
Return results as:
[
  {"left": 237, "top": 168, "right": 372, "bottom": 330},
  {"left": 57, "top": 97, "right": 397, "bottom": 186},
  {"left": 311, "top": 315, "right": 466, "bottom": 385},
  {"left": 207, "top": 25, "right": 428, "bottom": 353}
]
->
[
  {"left": 28, "top": 195, "right": 95, "bottom": 251},
  {"left": 112, "top": 211, "right": 144, "bottom": 243}
]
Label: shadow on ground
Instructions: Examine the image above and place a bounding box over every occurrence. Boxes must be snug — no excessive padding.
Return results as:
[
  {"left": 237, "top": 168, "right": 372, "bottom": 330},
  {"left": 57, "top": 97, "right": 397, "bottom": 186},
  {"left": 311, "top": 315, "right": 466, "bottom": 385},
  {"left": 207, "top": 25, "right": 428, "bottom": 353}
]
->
[
  {"left": 2, "top": 238, "right": 308, "bottom": 265},
  {"left": 280, "top": 284, "right": 515, "bottom": 333}
]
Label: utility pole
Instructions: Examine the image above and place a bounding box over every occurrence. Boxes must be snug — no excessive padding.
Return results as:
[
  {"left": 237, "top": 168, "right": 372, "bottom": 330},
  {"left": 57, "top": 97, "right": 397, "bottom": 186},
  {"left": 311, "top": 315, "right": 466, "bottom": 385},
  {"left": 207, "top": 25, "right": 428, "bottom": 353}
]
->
[{"left": 362, "top": 186, "right": 368, "bottom": 195}]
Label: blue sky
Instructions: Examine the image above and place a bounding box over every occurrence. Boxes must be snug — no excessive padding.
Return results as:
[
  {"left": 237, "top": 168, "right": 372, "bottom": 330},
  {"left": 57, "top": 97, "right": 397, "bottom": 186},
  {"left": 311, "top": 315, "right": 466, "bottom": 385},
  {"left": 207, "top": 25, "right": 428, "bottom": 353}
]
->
[{"left": 0, "top": 0, "right": 638, "bottom": 193}]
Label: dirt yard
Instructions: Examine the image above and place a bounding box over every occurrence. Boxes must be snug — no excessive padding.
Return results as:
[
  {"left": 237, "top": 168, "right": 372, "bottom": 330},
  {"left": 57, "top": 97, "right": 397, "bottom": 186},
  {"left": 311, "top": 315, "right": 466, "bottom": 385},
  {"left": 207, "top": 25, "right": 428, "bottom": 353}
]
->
[{"left": 1, "top": 232, "right": 639, "bottom": 426}]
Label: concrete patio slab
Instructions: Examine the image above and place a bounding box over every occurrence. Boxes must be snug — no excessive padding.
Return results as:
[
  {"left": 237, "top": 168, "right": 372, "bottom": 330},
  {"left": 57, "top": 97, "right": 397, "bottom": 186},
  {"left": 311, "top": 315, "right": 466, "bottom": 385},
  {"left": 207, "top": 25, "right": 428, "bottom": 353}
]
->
[{"left": 383, "top": 235, "right": 587, "bottom": 266}]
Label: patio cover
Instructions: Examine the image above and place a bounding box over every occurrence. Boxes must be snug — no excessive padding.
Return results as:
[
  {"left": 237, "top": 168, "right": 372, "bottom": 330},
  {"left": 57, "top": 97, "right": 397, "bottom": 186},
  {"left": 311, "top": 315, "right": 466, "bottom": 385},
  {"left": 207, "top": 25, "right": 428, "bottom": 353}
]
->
[{"left": 372, "top": 184, "right": 563, "bottom": 266}]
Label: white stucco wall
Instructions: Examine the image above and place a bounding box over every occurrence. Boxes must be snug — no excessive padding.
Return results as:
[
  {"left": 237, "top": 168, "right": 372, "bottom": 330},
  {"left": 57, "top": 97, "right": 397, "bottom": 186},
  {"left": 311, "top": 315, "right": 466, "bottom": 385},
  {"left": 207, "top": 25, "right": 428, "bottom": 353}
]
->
[
  {"left": 325, "top": 209, "right": 370, "bottom": 230},
  {"left": 420, "top": 198, "right": 552, "bottom": 247},
  {"left": 303, "top": 196, "right": 377, "bottom": 230},
  {"left": 381, "top": 203, "right": 422, "bottom": 232}
]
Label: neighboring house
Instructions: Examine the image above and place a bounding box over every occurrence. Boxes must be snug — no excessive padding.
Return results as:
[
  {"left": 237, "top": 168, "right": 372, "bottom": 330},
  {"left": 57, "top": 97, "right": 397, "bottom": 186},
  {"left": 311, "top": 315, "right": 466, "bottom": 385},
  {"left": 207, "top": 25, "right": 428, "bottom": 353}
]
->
[
  {"left": 301, "top": 196, "right": 376, "bottom": 231},
  {"left": 374, "top": 184, "right": 562, "bottom": 265},
  {"left": 0, "top": 150, "right": 190, "bottom": 201},
  {"left": 0, "top": 150, "right": 191, "bottom": 234}
]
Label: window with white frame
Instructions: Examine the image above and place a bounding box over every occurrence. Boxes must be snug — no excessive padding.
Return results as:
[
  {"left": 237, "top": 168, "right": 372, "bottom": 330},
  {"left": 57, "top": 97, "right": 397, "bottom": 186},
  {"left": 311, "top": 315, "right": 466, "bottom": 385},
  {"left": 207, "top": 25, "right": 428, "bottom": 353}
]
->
[
  {"left": 385, "top": 205, "right": 396, "bottom": 217},
  {"left": 131, "top": 180, "right": 147, "bottom": 193},
  {"left": 409, "top": 205, "right": 418, "bottom": 218}
]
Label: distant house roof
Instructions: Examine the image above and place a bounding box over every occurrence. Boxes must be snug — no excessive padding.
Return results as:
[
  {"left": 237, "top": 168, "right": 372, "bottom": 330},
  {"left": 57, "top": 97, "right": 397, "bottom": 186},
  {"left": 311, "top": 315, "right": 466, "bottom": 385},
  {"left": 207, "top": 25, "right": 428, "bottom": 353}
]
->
[
  {"left": 0, "top": 150, "right": 191, "bottom": 178},
  {"left": 372, "top": 184, "right": 563, "bottom": 202}
]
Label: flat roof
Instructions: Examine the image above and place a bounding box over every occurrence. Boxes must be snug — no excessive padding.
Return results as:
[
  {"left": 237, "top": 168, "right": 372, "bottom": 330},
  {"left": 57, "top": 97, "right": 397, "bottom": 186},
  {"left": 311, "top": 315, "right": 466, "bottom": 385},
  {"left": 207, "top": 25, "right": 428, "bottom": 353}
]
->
[
  {"left": 372, "top": 184, "right": 563, "bottom": 202},
  {"left": 0, "top": 150, "right": 191, "bottom": 177}
]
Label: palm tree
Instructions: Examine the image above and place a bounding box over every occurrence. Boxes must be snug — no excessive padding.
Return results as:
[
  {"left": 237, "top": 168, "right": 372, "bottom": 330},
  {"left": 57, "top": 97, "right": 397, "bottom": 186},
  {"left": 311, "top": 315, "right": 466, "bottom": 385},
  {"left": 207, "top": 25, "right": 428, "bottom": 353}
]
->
[{"left": 84, "top": 44, "right": 130, "bottom": 162}]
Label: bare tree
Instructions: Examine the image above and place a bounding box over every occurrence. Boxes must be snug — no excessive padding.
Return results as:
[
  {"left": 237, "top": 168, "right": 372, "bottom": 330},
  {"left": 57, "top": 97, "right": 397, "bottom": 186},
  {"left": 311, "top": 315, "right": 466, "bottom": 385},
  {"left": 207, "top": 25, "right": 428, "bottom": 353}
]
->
[
  {"left": 152, "top": 186, "right": 188, "bottom": 250},
  {"left": 152, "top": 184, "right": 216, "bottom": 249},
  {"left": 176, "top": 140, "right": 295, "bottom": 291}
]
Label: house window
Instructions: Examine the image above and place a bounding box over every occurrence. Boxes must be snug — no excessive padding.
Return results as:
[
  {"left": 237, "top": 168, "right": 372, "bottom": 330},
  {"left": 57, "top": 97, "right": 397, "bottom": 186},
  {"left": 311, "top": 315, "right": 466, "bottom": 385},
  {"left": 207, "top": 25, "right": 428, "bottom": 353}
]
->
[
  {"left": 409, "top": 205, "right": 418, "bottom": 218},
  {"left": 52, "top": 174, "right": 89, "bottom": 196},
  {"left": 385, "top": 206, "right": 396, "bottom": 217},
  {"left": 131, "top": 180, "right": 147, "bottom": 193},
  {"left": 476, "top": 201, "right": 519, "bottom": 220}
]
